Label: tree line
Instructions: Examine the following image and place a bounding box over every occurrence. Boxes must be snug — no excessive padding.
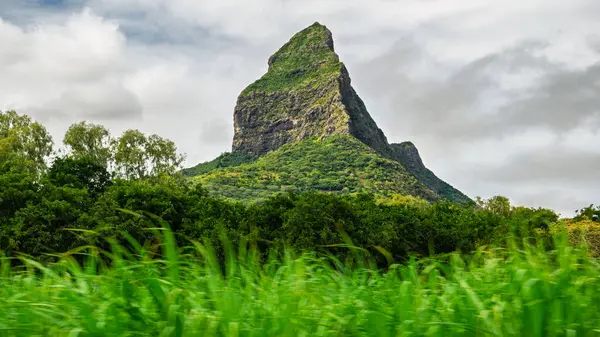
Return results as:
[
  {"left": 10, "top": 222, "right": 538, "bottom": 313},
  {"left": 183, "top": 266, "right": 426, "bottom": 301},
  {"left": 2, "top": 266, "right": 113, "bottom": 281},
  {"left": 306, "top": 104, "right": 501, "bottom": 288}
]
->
[{"left": 0, "top": 110, "right": 564, "bottom": 263}]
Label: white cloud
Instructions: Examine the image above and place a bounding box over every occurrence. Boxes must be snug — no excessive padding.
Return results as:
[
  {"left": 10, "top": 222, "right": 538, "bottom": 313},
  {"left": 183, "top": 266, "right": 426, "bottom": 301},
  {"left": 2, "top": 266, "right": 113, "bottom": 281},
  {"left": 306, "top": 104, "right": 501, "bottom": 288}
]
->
[{"left": 0, "top": 8, "right": 135, "bottom": 122}]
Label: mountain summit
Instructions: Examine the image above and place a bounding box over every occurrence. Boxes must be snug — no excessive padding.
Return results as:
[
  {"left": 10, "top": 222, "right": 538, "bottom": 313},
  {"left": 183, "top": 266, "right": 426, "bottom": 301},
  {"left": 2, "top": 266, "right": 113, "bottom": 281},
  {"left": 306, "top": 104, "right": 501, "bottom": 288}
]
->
[
  {"left": 233, "top": 22, "right": 390, "bottom": 157},
  {"left": 186, "top": 23, "right": 470, "bottom": 204}
]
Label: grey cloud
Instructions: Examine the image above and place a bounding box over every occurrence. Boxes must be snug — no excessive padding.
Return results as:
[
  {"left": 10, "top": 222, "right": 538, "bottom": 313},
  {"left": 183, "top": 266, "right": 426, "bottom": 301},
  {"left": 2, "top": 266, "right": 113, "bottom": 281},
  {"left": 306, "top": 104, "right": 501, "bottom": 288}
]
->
[
  {"left": 446, "top": 160, "right": 600, "bottom": 217},
  {"left": 498, "top": 64, "right": 600, "bottom": 132},
  {"left": 29, "top": 82, "right": 143, "bottom": 122},
  {"left": 353, "top": 37, "right": 593, "bottom": 142},
  {"left": 478, "top": 146, "right": 600, "bottom": 185},
  {"left": 586, "top": 35, "right": 600, "bottom": 54},
  {"left": 508, "top": 187, "right": 597, "bottom": 218},
  {"left": 199, "top": 118, "right": 233, "bottom": 144},
  {"left": 351, "top": 34, "right": 600, "bottom": 216}
]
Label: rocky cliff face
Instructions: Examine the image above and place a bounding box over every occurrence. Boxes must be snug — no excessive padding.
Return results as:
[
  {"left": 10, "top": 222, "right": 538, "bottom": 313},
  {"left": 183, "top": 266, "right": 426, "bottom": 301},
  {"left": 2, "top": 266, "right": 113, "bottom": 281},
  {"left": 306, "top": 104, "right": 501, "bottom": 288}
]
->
[
  {"left": 232, "top": 22, "right": 390, "bottom": 156},
  {"left": 227, "top": 22, "right": 470, "bottom": 203},
  {"left": 390, "top": 142, "right": 426, "bottom": 175},
  {"left": 391, "top": 142, "right": 470, "bottom": 203}
]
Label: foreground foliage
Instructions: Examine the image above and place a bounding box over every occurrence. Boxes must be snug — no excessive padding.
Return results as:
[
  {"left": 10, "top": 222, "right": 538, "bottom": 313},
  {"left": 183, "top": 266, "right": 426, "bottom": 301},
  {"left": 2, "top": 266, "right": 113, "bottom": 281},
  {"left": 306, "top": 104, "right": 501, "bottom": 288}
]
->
[{"left": 1, "top": 227, "right": 599, "bottom": 336}]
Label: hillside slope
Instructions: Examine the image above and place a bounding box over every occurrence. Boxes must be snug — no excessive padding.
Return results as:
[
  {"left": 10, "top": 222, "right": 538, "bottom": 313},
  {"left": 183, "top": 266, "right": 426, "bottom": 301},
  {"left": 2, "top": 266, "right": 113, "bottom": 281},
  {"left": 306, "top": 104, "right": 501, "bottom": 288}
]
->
[{"left": 195, "top": 135, "right": 438, "bottom": 202}]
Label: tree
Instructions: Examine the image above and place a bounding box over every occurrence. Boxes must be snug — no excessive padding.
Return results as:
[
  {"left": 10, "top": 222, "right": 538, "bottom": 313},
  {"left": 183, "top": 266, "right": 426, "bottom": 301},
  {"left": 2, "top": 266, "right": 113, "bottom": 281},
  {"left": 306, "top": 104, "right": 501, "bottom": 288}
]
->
[
  {"left": 8, "top": 187, "right": 90, "bottom": 257},
  {"left": 113, "top": 129, "right": 185, "bottom": 180},
  {"left": 146, "top": 134, "right": 185, "bottom": 176},
  {"left": 574, "top": 204, "right": 600, "bottom": 222},
  {"left": 86, "top": 178, "right": 211, "bottom": 248},
  {"left": 377, "top": 194, "right": 430, "bottom": 208},
  {"left": 0, "top": 156, "right": 40, "bottom": 222},
  {"left": 63, "top": 122, "right": 113, "bottom": 168},
  {"left": 476, "top": 195, "right": 512, "bottom": 218},
  {"left": 0, "top": 110, "right": 53, "bottom": 173},
  {"left": 47, "top": 156, "right": 112, "bottom": 197}
]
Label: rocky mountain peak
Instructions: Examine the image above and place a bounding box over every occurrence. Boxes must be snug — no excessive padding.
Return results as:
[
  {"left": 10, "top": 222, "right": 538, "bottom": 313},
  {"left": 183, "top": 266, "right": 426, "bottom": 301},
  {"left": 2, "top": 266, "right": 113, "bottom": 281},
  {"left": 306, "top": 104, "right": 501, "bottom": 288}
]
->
[
  {"left": 267, "top": 22, "right": 336, "bottom": 69},
  {"left": 232, "top": 22, "right": 389, "bottom": 157}
]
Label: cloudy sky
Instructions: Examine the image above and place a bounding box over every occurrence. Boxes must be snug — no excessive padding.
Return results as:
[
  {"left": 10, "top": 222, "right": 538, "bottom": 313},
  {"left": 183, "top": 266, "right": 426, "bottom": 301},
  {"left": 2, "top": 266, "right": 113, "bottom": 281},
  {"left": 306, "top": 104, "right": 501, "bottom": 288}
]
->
[{"left": 1, "top": 0, "right": 599, "bottom": 216}]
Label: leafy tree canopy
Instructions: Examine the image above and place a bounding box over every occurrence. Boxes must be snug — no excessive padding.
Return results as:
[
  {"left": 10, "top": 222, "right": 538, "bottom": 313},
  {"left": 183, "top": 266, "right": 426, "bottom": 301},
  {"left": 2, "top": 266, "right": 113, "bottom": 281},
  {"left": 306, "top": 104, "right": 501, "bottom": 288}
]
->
[{"left": 0, "top": 110, "right": 53, "bottom": 173}]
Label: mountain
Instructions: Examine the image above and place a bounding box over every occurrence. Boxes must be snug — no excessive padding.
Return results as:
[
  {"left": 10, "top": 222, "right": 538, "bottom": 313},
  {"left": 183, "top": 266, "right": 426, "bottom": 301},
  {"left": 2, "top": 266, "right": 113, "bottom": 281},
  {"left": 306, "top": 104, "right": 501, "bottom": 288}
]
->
[
  {"left": 185, "top": 22, "right": 471, "bottom": 204},
  {"left": 233, "top": 22, "right": 390, "bottom": 157}
]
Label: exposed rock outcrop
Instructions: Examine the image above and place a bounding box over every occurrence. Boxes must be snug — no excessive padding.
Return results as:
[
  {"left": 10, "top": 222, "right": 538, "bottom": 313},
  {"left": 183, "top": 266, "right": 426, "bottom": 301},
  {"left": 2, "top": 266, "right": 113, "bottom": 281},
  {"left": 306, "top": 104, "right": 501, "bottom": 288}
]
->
[{"left": 391, "top": 142, "right": 470, "bottom": 203}]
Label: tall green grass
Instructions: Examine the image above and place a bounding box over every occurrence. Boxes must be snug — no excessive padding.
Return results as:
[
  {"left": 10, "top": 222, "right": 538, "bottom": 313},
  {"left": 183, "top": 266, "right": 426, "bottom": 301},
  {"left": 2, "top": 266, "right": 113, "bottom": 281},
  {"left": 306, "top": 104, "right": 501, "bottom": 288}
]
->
[{"left": 1, "top": 223, "right": 600, "bottom": 336}]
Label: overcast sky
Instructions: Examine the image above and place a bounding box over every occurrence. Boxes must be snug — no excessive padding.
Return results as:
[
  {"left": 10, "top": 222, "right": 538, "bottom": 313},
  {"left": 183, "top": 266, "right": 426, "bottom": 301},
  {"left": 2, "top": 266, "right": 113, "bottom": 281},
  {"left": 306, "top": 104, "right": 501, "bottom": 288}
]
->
[{"left": 1, "top": 0, "right": 599, "bottom": 216}]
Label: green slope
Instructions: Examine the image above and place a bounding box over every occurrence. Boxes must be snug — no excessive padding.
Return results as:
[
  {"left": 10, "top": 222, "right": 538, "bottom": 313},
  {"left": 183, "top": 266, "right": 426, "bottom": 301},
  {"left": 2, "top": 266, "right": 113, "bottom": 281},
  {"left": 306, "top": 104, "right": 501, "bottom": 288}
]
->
[
  {"left": 181, "top": 152, "right": 256, "bottom": 177},
  {"left": 194, "top": 135, "right": 438, "bottom": 202}
]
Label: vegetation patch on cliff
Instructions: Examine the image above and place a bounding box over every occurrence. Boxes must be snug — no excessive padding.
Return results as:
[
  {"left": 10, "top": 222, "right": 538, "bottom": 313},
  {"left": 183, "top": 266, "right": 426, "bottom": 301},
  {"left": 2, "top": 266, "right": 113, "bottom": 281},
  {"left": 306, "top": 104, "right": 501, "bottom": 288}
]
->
[{"left": 242, "top": 22, "right": 343, "bottom": 94}]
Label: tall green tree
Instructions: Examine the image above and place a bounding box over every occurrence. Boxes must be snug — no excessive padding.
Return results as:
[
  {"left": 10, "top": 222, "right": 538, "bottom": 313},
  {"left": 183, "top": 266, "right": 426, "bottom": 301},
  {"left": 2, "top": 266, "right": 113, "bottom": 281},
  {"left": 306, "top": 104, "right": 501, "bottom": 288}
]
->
[
  {"left": 113, "top": 129, "right": 185, "bottom": 180},
  {"left": 476, "top": 195, "right": 512, "bottom": 218},
  {"left": 47, "top": 156, "right": 112, "bottom": 197},
  {"left": 146, "top": 134, "right": 185, "bottom": 176},
  {"left": 63, "top": 121, "right": 113, "bottom": 168},
  {"left": 0, "top": 110, "right": 53, "bottom": 173}
]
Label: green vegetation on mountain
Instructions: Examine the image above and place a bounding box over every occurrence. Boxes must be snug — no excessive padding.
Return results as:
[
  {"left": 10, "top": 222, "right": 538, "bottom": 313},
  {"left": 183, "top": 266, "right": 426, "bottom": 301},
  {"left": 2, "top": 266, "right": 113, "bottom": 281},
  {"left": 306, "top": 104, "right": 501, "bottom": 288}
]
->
[
  {"left": 243, "top": 22, "right": 342, "bottom": 94},
  {"left": 180, "top": 151, "right": 256, "bottom": 177},
  {"left": 196, "top": 135, "right": 439, "bottom": 202},
  {"left": 391, "top": 142, "right": 471, "bottom": 204},
  {"left": 232, "top": 22, "right": 391, "bottom": 159}
]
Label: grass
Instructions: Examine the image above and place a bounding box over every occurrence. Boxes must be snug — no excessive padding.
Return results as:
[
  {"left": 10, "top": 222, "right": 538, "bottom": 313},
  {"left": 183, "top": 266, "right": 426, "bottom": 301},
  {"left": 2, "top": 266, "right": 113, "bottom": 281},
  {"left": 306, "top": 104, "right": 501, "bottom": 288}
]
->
[{"left": 1, "top": 222, "right": 600, "bottom": 336}]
